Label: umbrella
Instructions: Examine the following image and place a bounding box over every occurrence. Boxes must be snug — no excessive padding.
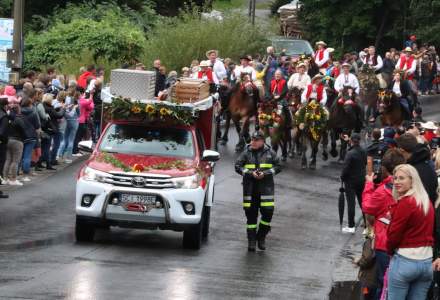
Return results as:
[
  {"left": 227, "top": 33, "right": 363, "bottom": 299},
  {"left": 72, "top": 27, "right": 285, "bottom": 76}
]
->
[
  {"left": 338, "top": 181, "right": 345, "bottom": 228},
  {"left": 433, "top": 271, "right": 440, "bottom": 300}
]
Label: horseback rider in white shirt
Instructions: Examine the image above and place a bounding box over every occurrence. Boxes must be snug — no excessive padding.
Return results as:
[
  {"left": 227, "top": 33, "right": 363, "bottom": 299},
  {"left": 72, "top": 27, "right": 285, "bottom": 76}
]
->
[
  {"left": 335, "top": 63, "right": 360, "bottom": 95},
  {"left": 288, "top": 63, "right": 311, "bottom": 91}
]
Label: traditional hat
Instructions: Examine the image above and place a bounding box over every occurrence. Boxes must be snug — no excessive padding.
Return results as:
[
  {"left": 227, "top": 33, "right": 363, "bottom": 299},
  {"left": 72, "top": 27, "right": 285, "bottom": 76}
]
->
[
  {"left": 240, "top": 55, "right": 252, "bottom": 61},
  {"left": 403, "top": 47, "right": 413, "bottom": 53},
  {"left": 327, "top": 47, "right": 335, "bottom": 53},
  {"left": 421, "top": 121, "right": 438, "bottom": 131},
  {"left": 297, "top": 62, "right": 307, "bottom": 68},
  {"left": 316, "top": 41, "right": 327, "bottom": 47},
  {"left": 341, "top": 62, "right": 351, "bottom": 68},
  {"left": 206, "top": 49, "right": 219, "bottom": 58},
  {"left": 311, "top": 74, "right": 323, "bottom": 82},
  {"left": 199, "top": 60, "right": 211, "bottom": 67}
]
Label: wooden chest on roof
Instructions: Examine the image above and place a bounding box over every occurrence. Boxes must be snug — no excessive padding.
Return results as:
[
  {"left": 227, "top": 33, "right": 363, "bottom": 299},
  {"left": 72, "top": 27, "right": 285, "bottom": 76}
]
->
[{"left": 173, "top": 78, "right": 210, "bottom": 103}]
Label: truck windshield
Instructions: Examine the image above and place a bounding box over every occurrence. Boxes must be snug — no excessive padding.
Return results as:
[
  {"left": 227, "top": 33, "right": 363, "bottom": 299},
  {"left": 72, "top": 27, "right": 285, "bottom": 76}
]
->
[
  {"left": 99, "top": 124, "right": 195, "bottom": 158},
  {"left": 272, "top": 40, "right": 313, "bottom": 56}
]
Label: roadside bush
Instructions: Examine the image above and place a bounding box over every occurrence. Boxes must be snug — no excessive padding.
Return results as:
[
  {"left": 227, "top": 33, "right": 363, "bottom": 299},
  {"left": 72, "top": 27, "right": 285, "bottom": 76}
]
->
[
  {"left": 24, "top": 11, "right": 146, "bottom": 72},
  {"left": 141, "top": 11, "right": 270, "bottom": 72}
]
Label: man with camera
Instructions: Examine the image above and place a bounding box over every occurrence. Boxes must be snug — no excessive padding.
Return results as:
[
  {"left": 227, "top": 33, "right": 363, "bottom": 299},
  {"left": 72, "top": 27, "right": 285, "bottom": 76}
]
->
[
  {"left": 235, "top": 131, "right": 281, "bottom": 252},
  {"left": 340, "top": 133, "right": 367, "bottom": 234}
]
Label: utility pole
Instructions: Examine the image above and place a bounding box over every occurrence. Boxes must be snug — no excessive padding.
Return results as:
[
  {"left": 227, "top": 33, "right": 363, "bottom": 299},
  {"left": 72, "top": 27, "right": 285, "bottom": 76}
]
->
[
  {"left": 6, "top": 0, "right": 24, "bottom": 84},
  {"left": 248, "top": 0, "right": 256, "bottom": 25}
]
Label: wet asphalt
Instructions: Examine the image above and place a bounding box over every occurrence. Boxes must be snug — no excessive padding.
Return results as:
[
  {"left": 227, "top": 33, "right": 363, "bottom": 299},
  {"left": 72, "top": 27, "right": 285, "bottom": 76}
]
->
[{"left": 0, "top": 96, "right": 439, "bottom": 300}]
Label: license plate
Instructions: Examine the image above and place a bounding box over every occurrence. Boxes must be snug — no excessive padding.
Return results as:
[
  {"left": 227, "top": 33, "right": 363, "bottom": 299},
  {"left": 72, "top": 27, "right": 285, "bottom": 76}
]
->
[{"left": 120, "top": 194, "right": 157, "bottom": 205}]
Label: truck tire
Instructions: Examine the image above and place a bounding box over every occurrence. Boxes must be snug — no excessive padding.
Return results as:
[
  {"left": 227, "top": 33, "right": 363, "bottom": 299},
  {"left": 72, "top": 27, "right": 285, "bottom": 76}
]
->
[
  {"left": 75, "top": 218, "right": 95, "bottom": 242},
  {"left": 183, "top": 218, "right": 204, "bottom": 250},
  {"left": 202, "top": 206, "right": 211, "bottom": 240}
]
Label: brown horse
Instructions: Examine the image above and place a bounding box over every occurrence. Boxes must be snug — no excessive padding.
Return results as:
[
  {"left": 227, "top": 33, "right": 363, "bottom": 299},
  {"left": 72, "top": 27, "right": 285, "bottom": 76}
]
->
[
  {"left": 328, "top": 87, "right": 364, "bottom": 162},
  {"left": 358, "top": 65, "right": 379, "bottom": 123},
  {"left": 219, "top": 76, "right": 258, "bottom": 152},
  {"left": 259, "top": 100, "right": 291, "bottom": 161},
  {"left": 287, "top": 87, "right": 303, "bottom": 157},
  {"left": 377, "top": 89, "right": 406, "bottom": 127},
  {"left": 295, "top": 100, "right": 328, "bottom": 170}
]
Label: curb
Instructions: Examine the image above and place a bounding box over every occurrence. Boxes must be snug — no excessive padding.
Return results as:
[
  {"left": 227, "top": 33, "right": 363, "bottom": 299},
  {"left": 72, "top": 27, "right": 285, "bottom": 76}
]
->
[{"left": 0, "top": 154, "right": 89, "bottom": 194}]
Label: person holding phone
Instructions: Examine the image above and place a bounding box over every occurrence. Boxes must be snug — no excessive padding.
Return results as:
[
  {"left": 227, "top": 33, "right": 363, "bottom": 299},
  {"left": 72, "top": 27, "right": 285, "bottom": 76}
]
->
[{"left": 235, "top": 131, "right": 281, "bottom": 252}]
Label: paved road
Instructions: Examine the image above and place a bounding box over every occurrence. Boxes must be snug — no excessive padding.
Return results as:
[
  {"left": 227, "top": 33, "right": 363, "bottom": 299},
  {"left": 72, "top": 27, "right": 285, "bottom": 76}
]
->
[{"left": 0, "top": 96, "right": 438, "bottom": 300}]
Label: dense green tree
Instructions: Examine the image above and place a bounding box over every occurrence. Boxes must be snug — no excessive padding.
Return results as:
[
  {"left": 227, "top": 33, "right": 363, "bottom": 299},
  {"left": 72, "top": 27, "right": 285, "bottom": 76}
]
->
[{"left": 298, "top": 0, "right": 440, "bottom": 54}]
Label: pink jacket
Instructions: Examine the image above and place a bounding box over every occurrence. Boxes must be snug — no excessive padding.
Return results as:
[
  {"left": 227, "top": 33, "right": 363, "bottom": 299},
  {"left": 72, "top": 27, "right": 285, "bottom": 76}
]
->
[
  {"left": 3, "top": 85, "right": 19, "bottom": 106},
  {"left": 78, "top": 96, "right": 94, "bottom": 124},
  {"left": 362, "top": 176, "right": 394, "bottom": 252}
]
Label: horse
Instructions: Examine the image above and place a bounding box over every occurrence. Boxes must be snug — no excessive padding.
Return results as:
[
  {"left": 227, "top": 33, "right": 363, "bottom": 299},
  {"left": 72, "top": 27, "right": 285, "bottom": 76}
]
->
[
  {"left": 295, "top": 100, "right": 328, "bottom": 170},
  {"left": 218, "top": 74, "right": 259, "bottom": 152},
  {"left": 258, "top": 100, "right": 291, "bottom": 161},
  {"left": 377, "top": 89, "right": 406, "bottom": 127},
  {"left": 327, "top": 87, "right": 364, "bottom": 162},
  {"left": 287, "top": 86, "right": 303, "bottom": 157},
  {"left": 358, "top": 65, "right": 380, "bottom": 124}
]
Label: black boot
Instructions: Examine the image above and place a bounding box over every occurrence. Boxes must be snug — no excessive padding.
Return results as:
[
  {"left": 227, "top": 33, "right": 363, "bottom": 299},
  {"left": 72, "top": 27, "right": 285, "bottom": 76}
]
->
[
  {"left": 257, "top": 224, "right": 270, "bottom": 251},
  {"left": 247, "top": 228, "right": 257, "bottom": 252},
  {"left": 257, "top": 237, "right": 266, "bottom": 251},
  {"left": 248, "top": 239, "right": 256, "bottom": 252}
]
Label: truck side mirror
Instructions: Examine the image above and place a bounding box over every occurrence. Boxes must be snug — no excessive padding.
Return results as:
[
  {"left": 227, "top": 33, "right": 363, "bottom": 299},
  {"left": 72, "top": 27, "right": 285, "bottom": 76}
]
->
[
  {"left": 78, "top": 140, "right": 94, "bottom": 153},
  {"left": 201, "top": 150, "right": 220, "bottom": 162}
]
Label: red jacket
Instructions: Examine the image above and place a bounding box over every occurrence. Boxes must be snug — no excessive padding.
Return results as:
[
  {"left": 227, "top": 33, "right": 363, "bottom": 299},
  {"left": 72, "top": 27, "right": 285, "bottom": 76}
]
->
[
  {"left": 362, "top": 176, "right": 394, "bottom": 252},
  {"left": 386, "top": 195, "right": 434, "bottom": 254},
  {"left": 78, "top": 71, "right": 96, "bottom": 89}
]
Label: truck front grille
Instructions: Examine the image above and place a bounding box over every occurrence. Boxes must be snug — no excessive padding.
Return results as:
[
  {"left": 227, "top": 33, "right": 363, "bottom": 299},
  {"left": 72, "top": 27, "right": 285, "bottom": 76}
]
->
[{"left": 105, "top": 172, "right": 174, "bottom": 189}]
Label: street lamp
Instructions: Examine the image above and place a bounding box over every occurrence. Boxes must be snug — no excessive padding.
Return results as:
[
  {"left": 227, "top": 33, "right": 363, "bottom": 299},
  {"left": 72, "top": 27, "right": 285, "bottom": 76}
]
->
[{"left": 6, "top": 0, "right": 24, "bottom": 84}]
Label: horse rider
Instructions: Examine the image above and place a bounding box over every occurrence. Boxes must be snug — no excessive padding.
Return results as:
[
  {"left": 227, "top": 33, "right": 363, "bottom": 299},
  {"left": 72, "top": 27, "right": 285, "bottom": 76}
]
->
[
  {"left": 362, "top": 45, "right": 387, "bottom": 88},
  {"left": 234, "top": 55, "right": 257, "bottom": 81},
  {"left": 301, "top": 74, "right": 328, "bottom": 107},
  {"left": 314, "top": 41, "right": 330, "bottom": 74},
  {"left": 362, "top": 46, "right": 384, "bottom": 72},
  {"left": 395, "top": 47, "right": 418, "bottom": 106},
  {"left": 206, "top": 49, "right": 227, "bottom": 88},
  {"left": 388, "top": 70, "right": 413, "bottom": 120},
  {"left": 288, "top": 62, "right": 311, "bottom": 91},
  {"left": 235, "top": 131, "right": 281, "bottom": 252},
  {"left": 270, "top": 69, "right": 293, "bottom": 127},
  {"left": 334, "top": 62, "right": 360, "bottom": 95}
]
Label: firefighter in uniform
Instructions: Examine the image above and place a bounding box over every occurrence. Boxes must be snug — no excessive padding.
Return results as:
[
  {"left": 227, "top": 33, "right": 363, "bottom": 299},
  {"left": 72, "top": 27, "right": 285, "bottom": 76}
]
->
[{"left": 235, "top": 131, "right": 281, "bottom": 251}]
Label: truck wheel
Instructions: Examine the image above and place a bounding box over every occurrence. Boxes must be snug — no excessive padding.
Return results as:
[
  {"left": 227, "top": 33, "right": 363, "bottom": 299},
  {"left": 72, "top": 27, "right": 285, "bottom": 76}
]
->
[
  {"left": 183, "top": 220, "right": 203, "bottom": 250},
  {"left": 75, "top": 218, "right": 95, "bottom": 242},
  {"left": 202, "top": 206, "right": 211, "bottom": 240}
]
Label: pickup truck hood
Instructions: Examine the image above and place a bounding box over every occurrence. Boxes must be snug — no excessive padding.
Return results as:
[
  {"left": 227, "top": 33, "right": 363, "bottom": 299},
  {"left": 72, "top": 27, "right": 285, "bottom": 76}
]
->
[{"left": 88, "top": 152, "right": 197, "bottom": 177}]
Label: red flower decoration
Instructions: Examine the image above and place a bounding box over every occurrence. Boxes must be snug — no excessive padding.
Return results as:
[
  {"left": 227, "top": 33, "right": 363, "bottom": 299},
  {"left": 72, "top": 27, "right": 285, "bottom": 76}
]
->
[{"left": 132, "top": 164, "right": 145, "bottom": 173}]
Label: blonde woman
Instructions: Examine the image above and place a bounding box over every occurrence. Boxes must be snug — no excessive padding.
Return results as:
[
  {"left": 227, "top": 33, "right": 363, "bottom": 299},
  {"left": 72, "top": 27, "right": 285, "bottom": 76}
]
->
[{"left": 387, "top": 164, "right": 434, "bottom": 300}]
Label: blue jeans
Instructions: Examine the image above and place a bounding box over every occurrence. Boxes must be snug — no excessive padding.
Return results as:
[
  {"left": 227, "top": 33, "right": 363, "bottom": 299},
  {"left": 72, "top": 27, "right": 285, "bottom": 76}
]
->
[
  {"left": 50, "top": 131, "right": 63, "bottom": 162},
  {"left": 375, "top": 250, "right": 390, "bottom": 300},
  {"left": 21, "top": 140, "right": 36, "bottom": 175},
  {"left": 388, "top": 254, "right": 433, "bottom": 300},
  {"left": 59, "top": 119, "right": 78, "bottom": 159}
]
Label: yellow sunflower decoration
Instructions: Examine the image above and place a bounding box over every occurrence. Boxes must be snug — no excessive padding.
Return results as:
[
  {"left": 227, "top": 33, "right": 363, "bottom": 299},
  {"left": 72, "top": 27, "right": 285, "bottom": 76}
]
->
[
  {"left": 146, "top": 104, "right": 155, "bottom": 114},
  {"left": 160, "top": 107, "right": 171, "bottom": 116},
  {"left": 131, "top": 106, "right": 141, "bottom": 114}
]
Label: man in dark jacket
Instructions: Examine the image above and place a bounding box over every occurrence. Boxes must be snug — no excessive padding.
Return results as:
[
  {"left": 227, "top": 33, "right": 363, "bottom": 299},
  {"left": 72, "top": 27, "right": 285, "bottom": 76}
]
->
[
  {"left": 0, "top": 97, "right": 9, "bottom": 198},
  {"left": 341, "top": 133, "right": 367, "bottom": 233},
  {"left": 235, "top": 131, "right": 281, "bottom": 251},
  {"left": 153, "top": 59, "right": 166, "bottom": 97},
  {"left": 396, "top": 133, "right": 438, "bottom": 204}
]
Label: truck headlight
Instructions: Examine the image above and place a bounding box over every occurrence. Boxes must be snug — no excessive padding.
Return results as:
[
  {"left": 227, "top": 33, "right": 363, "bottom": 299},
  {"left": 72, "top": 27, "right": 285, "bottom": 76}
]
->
[
  {"left": 171, "top": 174, "right": 201, "bottom": 189},
  {"left": 82, "top": 167, "right": 110, "bottom": 183}
]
